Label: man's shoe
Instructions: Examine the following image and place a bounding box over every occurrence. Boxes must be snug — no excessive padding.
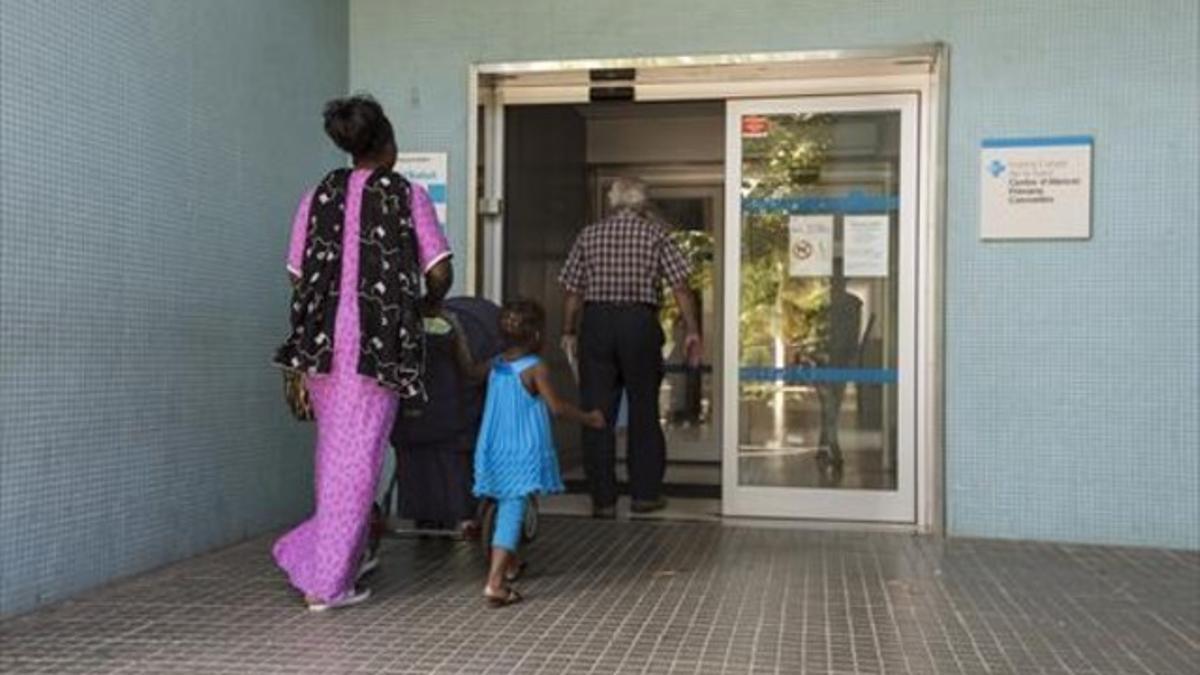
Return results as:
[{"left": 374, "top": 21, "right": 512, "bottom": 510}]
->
[
  {"left": 630, "top": 497, "right": 669, "bottom": 515},
  {"left": 592, "top": 504, "right": 617, "bottom": 520}
]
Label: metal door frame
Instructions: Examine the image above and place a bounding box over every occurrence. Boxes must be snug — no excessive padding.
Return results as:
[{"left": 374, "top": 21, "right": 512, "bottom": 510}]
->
[{"left": 467, "top": 44, "right": 948, "bottom": 532}]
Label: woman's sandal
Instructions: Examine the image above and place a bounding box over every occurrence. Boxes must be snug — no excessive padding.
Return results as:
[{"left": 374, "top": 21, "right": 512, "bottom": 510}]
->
[
  {"left": 504, "top": 561, "right": 528, "bottom": 583},
  {"left": 484, "top": 586, "right": 523, "bottom": 608},
  {"left": 306, "top": 587, "right": 371, "bottom": 612}
]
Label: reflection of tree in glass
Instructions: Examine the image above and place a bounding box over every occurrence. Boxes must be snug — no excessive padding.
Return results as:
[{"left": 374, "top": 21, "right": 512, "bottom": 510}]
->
[
  {"left": 746, "top": 113, "right": 834, "bottom": 191},
  {"left": 660, "top": 229, "right": 714, "bottom": 347},
  {"left": 739, "top": 114, "right": 835, "bottom": 389}
]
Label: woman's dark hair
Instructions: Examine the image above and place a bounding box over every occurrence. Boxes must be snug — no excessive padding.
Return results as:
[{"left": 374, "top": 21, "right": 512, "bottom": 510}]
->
[
  {"left": 322, "top": 95, "right": 395, "bottom": 160},
  {"left": 499, "top": 300, "right": 546, "bottom": 352}
]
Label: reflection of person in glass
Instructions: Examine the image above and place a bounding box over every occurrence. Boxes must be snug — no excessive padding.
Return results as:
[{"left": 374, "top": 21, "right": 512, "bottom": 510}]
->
[
  {"left": 668, "top": 312, "right": 702, "bottom": 426},
  {"left": 808, "top": 260, "right": 862, "bottom": 471}
]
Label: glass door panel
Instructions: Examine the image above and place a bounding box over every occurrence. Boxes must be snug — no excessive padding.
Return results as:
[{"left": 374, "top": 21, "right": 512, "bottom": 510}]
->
[
  {"left": 722, "top": 95, "right": 917, "bottom": 522},
  {"left": 594, "top": 176, "right": 723, "bottom": 492},
  {"left": 647, "top": 187, "right": 721, "bottom": 466}
]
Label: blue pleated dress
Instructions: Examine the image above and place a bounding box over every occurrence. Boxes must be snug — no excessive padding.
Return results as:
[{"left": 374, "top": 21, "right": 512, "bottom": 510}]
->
[{"left": 473, "top": 355, "right": 565, "bottom": 500}]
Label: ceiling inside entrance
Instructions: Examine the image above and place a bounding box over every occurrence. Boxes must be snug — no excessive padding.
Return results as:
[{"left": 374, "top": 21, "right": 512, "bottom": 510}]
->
[
  {"left": 479, "top": 52, "right": 936, "bottom": 104},
  {"left": 573, "top": 100, "right": 723, "bottom": 120}
]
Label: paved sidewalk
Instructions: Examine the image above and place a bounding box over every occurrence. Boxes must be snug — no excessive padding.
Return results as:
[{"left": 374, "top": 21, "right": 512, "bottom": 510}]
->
[{"left": 2, "top": 518, "right": 1197, "bottom": 674}]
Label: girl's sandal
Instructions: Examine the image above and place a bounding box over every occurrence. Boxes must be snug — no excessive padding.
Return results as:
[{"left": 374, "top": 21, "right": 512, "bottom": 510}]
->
[
  {"left": 484, "top": 586, "right": 523, "bottom": 608},
  {"left": 505, "top": 561, "right": 528, "bottom": 583},
  {"left": 459, "top": 520, "right": 481, "bottom": 541}
]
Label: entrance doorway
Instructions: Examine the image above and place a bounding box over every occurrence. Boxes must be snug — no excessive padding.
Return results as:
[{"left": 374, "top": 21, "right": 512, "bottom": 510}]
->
[
  {"left": 499, "top": 102, "right": 725, "bottom": 511},
  {"left": 470, "top": 47, "right": 945, "bottom": 530}
]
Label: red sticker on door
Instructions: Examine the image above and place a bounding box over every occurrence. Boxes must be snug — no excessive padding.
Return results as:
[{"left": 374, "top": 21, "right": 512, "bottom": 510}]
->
[{"left": 741, "top": 116, "right": 769, "bottom": 138}]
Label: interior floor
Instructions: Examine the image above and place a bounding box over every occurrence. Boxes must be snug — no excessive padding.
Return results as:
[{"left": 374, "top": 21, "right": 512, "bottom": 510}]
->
[
  {"left": 540, "top": 494, "right": 722, "bottom": 521},
  {"left": 561, "top": 461, "right": 721, "bottom": 488},
  {"left": 740, "top": 448, "right": 896, "bottom": 490}
]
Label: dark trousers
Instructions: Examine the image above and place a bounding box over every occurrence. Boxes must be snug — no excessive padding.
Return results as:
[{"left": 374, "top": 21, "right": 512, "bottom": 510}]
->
[
  {"left": 579, "top": 303, "right": 665, "bottom": 506},
  {"left": 817, "top": 382, "right": 847, "bottom": 461}
]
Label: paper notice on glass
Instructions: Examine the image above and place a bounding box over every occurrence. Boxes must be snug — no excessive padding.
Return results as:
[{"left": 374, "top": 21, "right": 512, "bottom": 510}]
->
[
  {"left": 843, "top": 215, "right": 889, "bottom": 277},
  {"left": 787, "top": 215, "right": 834, "bottom": 277}
]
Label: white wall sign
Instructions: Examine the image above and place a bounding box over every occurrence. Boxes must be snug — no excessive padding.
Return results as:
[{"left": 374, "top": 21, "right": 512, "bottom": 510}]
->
[
  {"left": 844, "top": 215, "right": 890, "bottom": 277},
  {"left": 787, "top": 215, "right": 833, "bottom": 277},
  {"left": 394, "top": 152, "right": 448, "bottom": 229},
  {"left": 980, "top": 136, "right": 1092, "bottom": 240}
]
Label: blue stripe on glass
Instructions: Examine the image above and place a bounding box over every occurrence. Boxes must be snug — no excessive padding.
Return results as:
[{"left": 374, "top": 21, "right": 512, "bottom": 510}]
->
[
  {"left": 663, "top": 364, "right": 714, "bottom": 374},
  {"left": 739, "top": 367, "right": 898, "bottom": 384},
  {"left": 426, "top": 184, "right": 447, "bottom": 203},
  {"left": 981, "top": 136, "right": 1093, "bottom": 149},
  {"left": 742, "top": 191, "right": 897, "bottom": 215}
]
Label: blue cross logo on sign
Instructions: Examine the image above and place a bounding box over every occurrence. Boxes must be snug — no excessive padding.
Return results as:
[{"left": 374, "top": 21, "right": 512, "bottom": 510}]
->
[{"left": 988, "top": 159, "right": 1007, "bottom": 178}]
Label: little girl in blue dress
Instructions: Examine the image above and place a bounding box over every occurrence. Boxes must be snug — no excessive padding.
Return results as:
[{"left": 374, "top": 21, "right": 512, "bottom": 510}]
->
[{"left": 450, "top": 299, "right": 604, "bottom": 607}]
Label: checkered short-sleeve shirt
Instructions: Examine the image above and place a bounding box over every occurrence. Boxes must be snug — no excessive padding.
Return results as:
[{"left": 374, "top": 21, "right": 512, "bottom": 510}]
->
[{"left": 559, "top": 211, "right": 691, "bottom": 306}]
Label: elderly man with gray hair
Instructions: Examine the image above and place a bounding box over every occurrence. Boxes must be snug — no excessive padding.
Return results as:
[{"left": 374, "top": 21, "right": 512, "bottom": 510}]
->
[{"left": 559, "top": 178, "right": 702, "bottom": 518}]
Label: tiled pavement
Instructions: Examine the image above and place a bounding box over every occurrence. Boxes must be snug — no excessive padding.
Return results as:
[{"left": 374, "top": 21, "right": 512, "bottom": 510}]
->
[{"left": 1, "top": 518, "right": 1197, "bottom": 674}]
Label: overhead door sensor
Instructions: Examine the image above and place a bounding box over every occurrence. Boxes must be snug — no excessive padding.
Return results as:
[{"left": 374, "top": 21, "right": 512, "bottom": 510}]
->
[
  {"left": 589, "top": 86, "right": 634, "bottom": 102},
  {"left": 589, "top": 68, "right": 636, "bottom": 82}
]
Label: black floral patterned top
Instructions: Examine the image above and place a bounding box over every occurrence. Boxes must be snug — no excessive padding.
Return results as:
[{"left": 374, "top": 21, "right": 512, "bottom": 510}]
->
[{"left": 274, "top": 168, "right": 426, "bottom": 399}]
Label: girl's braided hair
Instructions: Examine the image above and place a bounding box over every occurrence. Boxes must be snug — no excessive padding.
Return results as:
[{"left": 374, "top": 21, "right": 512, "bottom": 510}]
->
[{"left": 499, "top": 299, "right": 546, "bottom": 352}]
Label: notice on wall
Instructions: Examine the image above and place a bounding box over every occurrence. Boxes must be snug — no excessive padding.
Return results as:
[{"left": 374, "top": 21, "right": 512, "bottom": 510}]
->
[
  {"left": 980, "top": 136, "right": 1092, "bottom": 240},
  {"left": 394, "top": 152, "right": 448, "bottom": 229},
  {"left": 787, "top": 215, "right": 833, "bottom": 277},
  {"left": 844, "top": 215, "right": 889, "bottom": 277}
]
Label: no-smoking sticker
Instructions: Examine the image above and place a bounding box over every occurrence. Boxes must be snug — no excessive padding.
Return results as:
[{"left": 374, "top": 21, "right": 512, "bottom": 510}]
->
[{"left": 787, "top": 215, "right": 833, "bottom": 277}]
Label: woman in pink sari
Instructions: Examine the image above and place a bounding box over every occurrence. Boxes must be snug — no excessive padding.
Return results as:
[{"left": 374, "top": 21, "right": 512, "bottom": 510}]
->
[{"left": 273, "top": 96, "right": 452, "bottom": 611}]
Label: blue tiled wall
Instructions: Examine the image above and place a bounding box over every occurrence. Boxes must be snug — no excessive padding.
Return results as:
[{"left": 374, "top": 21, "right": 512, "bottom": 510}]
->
[
  {"left": 0, "top": 0, "right": 348, "bottom": 616},
  {"left": 351, "top": 0, "right": 1199, "bottom": 548}
]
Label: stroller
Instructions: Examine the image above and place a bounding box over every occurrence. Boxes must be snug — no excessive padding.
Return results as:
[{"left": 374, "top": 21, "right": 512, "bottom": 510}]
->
[{"left": 370, "top": 297, "right": 538, "bottom": 560}]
